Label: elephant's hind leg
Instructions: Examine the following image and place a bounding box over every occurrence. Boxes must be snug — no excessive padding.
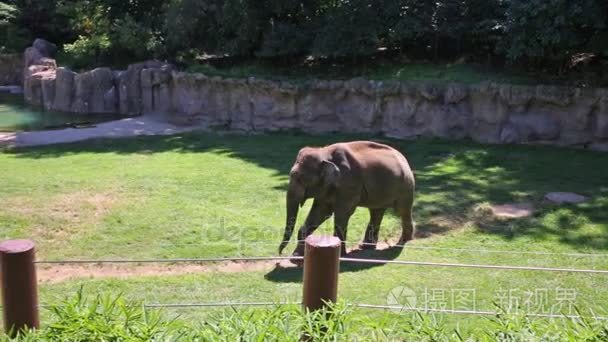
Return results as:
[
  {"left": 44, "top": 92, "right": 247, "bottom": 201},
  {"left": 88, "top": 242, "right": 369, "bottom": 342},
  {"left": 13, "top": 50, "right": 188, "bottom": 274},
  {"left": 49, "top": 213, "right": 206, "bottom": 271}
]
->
[
  {"left": 361, "top": 208, "right": 386, "bottom": 249},
  {"left": 396, "top": 197, "right": 415, "bottom": 245}
]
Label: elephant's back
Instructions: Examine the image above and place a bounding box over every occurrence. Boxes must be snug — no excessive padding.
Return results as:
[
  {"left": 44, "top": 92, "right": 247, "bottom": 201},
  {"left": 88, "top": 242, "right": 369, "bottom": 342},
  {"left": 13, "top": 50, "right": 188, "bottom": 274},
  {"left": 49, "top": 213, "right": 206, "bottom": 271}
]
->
[
  {"left": 340, "top": 141, "right": 414, "bottom": 207},
  {"left": 342, "top": 141, "right": 412, "bottom": 174}
]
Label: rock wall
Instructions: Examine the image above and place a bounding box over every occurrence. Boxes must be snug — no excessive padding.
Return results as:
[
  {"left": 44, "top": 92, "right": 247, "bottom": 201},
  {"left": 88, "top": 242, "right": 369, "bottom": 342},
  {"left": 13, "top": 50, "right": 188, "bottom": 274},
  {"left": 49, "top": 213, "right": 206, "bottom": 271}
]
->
[
  {"left": 0, "top": 53, "right": 23, "bottom": 85},
  {"left": 22, "top": 39, "right": 608, "bottom": 151}
]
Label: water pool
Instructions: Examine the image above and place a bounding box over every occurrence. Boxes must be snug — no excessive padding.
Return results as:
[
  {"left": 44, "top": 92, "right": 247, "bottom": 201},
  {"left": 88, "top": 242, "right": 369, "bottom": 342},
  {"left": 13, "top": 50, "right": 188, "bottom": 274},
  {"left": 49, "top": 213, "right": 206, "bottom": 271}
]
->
[{"left": 0, "top": 93, "right": 125, "bottom": 132}]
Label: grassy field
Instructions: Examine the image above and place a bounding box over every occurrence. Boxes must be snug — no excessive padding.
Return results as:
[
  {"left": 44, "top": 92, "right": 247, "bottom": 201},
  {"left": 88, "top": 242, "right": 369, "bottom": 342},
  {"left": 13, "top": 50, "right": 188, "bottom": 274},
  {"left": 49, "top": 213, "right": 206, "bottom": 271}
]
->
[{"left": 1, "top": 132, "right": 608, "bottom": 334}]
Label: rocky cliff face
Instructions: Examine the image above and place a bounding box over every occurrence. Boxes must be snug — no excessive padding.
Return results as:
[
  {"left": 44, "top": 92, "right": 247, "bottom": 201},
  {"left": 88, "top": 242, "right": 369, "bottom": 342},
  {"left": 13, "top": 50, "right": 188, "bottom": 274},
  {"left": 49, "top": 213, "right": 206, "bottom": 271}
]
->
[{"left": 21, "top": 39, "right": 608, "bottom": 151}]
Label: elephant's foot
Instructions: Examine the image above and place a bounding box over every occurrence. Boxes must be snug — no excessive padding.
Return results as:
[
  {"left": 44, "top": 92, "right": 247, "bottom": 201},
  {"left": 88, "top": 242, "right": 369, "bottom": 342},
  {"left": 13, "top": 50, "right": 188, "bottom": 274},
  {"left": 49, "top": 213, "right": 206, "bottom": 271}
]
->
[
  {"left": 397, "top": 235, "right": 413, "bottom": 246},
  {"left": 359, "top": 241, "right": 377, "bottom": 250},
  {"left": 289, "top": 246, "right": 305, "bottom": 265}
]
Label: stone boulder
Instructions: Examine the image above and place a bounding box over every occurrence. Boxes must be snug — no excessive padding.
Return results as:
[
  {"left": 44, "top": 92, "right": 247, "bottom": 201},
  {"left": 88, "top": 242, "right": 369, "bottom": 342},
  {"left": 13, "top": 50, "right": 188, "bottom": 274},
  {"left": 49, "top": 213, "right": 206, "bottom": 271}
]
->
[
  {"left": 52, "top": 67, "right": 76, "bottom": 112},
  {"left": 297, "top": 81, "right": 343, "bottom": 133},
  {"left": 32, "top": 39, "right": 57, "bottom": 58},
  {"left": 334, "top": 79, "right": 381, "bottom": 133},
  {"left": 544, "top": 192, "right": 589, "bottom": 204},
  {"left": 117, "top": 60, "right": 164, "bottom": 116},
  {"left": 23, "top": 64, "right": 56, "bottom": 107},
  {"left": 250, "top": 79, "right": 298, "bottom": 131},
  {"left": 71, "top": 67, "right": 116, "bottom": 113},
  {"left": 141, "top": 64, "right": 174, "bottom": 114},
  {"left": 23, "top": 39, "right": 58, "bottom": 108}
]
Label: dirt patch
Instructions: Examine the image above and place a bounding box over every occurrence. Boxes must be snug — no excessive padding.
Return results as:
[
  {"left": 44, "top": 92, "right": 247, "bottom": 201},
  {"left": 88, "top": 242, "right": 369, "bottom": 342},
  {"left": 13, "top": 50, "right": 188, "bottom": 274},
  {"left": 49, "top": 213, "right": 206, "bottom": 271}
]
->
[
  {"left": 37, "top": 243, "right": 404, "bottom": 284},
  {"left": 490, "top": 203, "right": 535, "bottom": 219},
  {"left": 2, "top": 191, "right": 120, "bottom": 241},
  {"left": 37, "top": 259, "right": 299, "bottom": 284}
]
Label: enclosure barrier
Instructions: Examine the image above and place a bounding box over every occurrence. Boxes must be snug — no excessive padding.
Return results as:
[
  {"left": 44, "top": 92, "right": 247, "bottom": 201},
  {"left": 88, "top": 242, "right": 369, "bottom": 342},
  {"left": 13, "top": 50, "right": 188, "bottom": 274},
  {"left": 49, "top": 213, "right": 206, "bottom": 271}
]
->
[
  {"left": 2, "top": 236, "right": 608, "bottom": 335},
  {"left": 302, "top": 235, "right": 341, "bottom": 312},
  {"left": 0, "top": 240, "right": 39, "bottom": 337}
]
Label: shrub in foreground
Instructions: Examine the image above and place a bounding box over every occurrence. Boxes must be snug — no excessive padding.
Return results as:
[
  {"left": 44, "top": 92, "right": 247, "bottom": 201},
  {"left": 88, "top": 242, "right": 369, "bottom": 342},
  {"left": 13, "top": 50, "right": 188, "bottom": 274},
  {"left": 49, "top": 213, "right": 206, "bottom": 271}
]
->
[{"left": 3, "top": 291, "right": 608, "bottom": 341}]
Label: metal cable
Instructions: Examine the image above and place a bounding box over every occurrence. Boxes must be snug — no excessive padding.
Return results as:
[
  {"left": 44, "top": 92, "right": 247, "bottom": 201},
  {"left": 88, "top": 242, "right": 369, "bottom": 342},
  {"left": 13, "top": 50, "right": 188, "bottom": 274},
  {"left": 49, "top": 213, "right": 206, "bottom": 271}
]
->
[
  {"left": 34, "top": 255, "right": 608, "bottom": 274},
  {"left": 355, "top": 242, "right": 608, "bottom": 258},
  {"left": 351, "top": 304, "right": 608, "bottom": 320},
  {"left": 79, "top": 239, "right": 608, "bottom": 257},
  {"left": 338, "top": 257, "right": 608, "bottom": 274},
  {"left": 34, "top": 256, "right": 303, "bottom": 265},
  {"left": 143, "top": 301, "right": 297, "bottom": 308}
]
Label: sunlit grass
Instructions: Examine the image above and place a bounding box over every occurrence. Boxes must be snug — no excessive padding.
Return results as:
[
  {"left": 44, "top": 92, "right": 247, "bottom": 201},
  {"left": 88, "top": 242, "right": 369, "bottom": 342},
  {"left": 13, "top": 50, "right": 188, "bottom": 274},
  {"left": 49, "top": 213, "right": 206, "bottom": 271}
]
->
[{"left": 1, "top": 132, "right": 607, "bottom": 331}]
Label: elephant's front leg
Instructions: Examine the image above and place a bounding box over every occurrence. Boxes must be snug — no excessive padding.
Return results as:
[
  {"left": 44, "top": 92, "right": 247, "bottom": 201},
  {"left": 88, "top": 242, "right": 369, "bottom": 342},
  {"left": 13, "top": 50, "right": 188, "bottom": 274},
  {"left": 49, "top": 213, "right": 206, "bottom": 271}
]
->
[
  {"left": 333, "top": 203, "right": 357, "bottom": 256},
  {"left": 293, "top": 200, "right": 333, "bottom": 256}
]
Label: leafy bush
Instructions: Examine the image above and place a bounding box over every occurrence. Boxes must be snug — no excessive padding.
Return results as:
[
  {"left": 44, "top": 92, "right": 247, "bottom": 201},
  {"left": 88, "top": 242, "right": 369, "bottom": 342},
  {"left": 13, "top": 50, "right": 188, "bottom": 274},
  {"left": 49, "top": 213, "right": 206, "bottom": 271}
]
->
[
  {"left": 4, "top": 290, "right": 608, "bottom": 341},
  {"left": 501, "top": 0, "right": 608, "bottom": 72},
  {"left": 0, "top": 1, "right": 28, "bottom": 53},
  {"left": 4, "top": 0, "right": 608, "bottom": 74}
]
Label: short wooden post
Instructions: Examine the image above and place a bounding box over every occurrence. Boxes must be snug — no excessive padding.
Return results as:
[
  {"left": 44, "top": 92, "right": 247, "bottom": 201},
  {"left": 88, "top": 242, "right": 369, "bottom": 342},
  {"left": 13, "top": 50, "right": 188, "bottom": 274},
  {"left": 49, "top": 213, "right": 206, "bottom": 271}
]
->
[
  {"left": 0, "top": 239, "right": 39, "bottom": 336},
  {"left": 302, "top": 235, "right": 341, "bottom": 312}
]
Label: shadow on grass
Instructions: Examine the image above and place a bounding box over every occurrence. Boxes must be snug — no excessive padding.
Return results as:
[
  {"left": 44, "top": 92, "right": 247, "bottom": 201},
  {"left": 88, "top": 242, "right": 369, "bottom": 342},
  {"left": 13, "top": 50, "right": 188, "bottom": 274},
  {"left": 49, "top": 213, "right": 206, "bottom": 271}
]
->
[
  {"left": 6, "top": 131, "right": 608, "bottom": 251},
  {"left": 264, "top": 245, "right": 406, "bottom": 283}
]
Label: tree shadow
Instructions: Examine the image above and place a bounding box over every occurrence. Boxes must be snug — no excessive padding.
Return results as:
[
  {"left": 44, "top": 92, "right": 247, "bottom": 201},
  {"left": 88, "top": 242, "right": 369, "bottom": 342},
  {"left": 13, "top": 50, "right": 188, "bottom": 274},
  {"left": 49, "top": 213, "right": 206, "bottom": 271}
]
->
[
  {"left": 5, "top": 131, "right": 608, "bottom": 252},
  {"left": 263, "top": 245, "right": 405, "bottom": 283}
]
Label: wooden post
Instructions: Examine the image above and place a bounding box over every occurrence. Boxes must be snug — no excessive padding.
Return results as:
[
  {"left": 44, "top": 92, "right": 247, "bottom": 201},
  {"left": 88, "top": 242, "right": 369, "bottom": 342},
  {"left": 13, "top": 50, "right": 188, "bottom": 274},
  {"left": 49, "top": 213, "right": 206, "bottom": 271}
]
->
[
  {"left": 0, "top": 239, "right": 39, "bottom": 336},
  {"left": 302, "top": 235, "right": 341, "bottom": 312}
]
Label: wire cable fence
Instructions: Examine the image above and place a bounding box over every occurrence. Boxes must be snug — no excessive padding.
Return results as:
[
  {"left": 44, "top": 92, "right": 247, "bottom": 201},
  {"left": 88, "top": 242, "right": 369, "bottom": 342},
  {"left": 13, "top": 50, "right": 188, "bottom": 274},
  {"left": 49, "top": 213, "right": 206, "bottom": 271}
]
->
[
  {"left": 88, "top": 239, "right": 608, "bottom": 258},
  {"left": 34, "top": 255, "right": 608, "bottom": 274},
  {"left": 9, "top": 240, "right": 607, "bottom": 327}
]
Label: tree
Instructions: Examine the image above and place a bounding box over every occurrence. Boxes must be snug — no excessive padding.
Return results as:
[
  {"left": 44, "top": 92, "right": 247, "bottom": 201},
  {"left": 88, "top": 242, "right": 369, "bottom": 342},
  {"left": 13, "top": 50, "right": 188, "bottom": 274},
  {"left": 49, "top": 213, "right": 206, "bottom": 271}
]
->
[{"left": 501, "top": 0, "right": 608, "bottom": 71}]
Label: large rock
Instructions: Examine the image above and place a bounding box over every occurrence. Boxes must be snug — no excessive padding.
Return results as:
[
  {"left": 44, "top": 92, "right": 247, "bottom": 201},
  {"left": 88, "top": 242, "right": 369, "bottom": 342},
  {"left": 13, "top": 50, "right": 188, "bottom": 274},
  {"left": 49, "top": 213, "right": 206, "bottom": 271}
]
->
[
  {"left": 250, "top": 79, "right": 298, "bottom": 131},
  {"left": 335, "top": 79, "right": 381, "bottom": 133},
  {"left": 227, "top": 78, "right": 253, "bottom": 131},
  {"left": 23, "top": 64, "right": 56, "bottom": 107},
  {"left": 118, "top": 60, "right": 164, "bottom": 116},
  {"left": 23, "top": 47, "right": 44, "bottom": 69},
  {"left": 544, "top": 192, "right": 589, "bottom": 204},
  {"left": 22, "top": 39, "right": 58, "bottom": 108},
  {"left": 141, "top": 64, "right": 174, "bottom": 114},
  {"left": 594, "top": 90, "right": 608, "bottom": 139},
  {"left": 32, "top": 39, "right": 57, "bottom": 58},
  {"left": 469, "top": 83, "right": 505, "bottom": 143},
  {"left": 41, "top": 76, "right": 55, "bottom": 110},
  {"left": 297, "top": 81, "right": 344, "bottom": 133},
  {"left": 71, "top": 67, "right": 115, "bottom": 113},
  {"left": 507, "top": 113, "right": 560, "bottom": 141},
  {"left": 381, "top": 85, "right": 420, "bottom": 138},
  {"left": 52, "top": 67, "right": 76, "bottom": 112}
]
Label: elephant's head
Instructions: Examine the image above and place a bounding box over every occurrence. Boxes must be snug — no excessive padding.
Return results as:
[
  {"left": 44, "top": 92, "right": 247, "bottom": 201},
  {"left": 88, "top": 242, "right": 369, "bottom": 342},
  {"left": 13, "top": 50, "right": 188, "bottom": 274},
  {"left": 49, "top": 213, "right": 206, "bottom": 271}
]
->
[{"left": 278, "top": 147, "right": 340, "bottom": 254}]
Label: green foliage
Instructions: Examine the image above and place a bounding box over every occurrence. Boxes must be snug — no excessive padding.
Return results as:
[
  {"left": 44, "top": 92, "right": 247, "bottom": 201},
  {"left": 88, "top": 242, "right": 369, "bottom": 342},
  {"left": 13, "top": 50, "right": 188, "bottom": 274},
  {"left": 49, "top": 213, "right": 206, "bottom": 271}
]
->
[
  {"left": 4, "top": 291, "right": 608, "bottom": 341},
  {"left": 0, "top": 1, "right": 28, "bottom": 52},
  {"left": 501, "top": 0, "right": 608, "bottom": 71},
  {"left": 3, "top": 0, "right": 608, "bottom": 73},
  {"left": 58, "top": 2, "right": 112, "bottom": 68},
  {"left": 5, "top": 289, "right": 179, "bottom": 341}
]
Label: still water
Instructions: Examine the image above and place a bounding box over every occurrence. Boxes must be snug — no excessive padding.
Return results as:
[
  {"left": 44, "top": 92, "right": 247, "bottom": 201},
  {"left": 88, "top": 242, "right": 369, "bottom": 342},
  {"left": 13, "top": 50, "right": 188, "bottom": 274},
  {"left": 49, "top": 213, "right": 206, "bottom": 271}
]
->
[{"left": 0, "top": 93, "right": 124, "bottom": 132}]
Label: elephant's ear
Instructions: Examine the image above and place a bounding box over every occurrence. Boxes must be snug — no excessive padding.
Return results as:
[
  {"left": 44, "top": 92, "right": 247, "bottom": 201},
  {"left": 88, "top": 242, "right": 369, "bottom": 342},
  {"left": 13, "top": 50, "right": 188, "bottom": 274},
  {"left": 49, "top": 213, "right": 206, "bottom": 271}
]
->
[{"left": 321, "top": 160, "right": 340, "bottom": 187}]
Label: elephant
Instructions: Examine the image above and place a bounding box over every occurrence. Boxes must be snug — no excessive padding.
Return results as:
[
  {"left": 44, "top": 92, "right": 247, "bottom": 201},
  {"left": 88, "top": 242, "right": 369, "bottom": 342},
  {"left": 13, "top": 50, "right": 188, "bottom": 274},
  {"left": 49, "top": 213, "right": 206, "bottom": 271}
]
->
[{"left": 278, "top": 140, "right": 415, "bottom": 257}]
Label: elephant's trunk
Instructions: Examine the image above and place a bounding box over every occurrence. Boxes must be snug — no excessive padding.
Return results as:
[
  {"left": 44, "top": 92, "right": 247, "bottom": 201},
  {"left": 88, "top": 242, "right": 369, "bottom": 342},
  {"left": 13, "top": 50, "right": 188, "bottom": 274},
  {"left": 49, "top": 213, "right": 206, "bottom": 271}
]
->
[{"left": 279, "top": 180, "right": 304, "bottom": 254}]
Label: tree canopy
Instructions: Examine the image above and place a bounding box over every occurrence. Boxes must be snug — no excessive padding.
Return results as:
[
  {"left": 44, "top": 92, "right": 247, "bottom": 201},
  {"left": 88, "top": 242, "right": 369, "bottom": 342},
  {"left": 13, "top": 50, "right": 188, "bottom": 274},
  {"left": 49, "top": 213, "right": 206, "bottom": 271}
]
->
[{"left": 1, "top": 0, "right": 606, "bottom": 72}]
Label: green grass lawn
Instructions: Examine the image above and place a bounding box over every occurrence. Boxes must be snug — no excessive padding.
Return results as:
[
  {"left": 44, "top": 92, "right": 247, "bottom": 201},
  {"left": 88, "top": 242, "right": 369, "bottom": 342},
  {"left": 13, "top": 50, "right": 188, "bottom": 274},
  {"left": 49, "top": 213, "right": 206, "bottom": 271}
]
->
[{"left": 1, "top": 132, "right": 608, "bottom": 333}]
